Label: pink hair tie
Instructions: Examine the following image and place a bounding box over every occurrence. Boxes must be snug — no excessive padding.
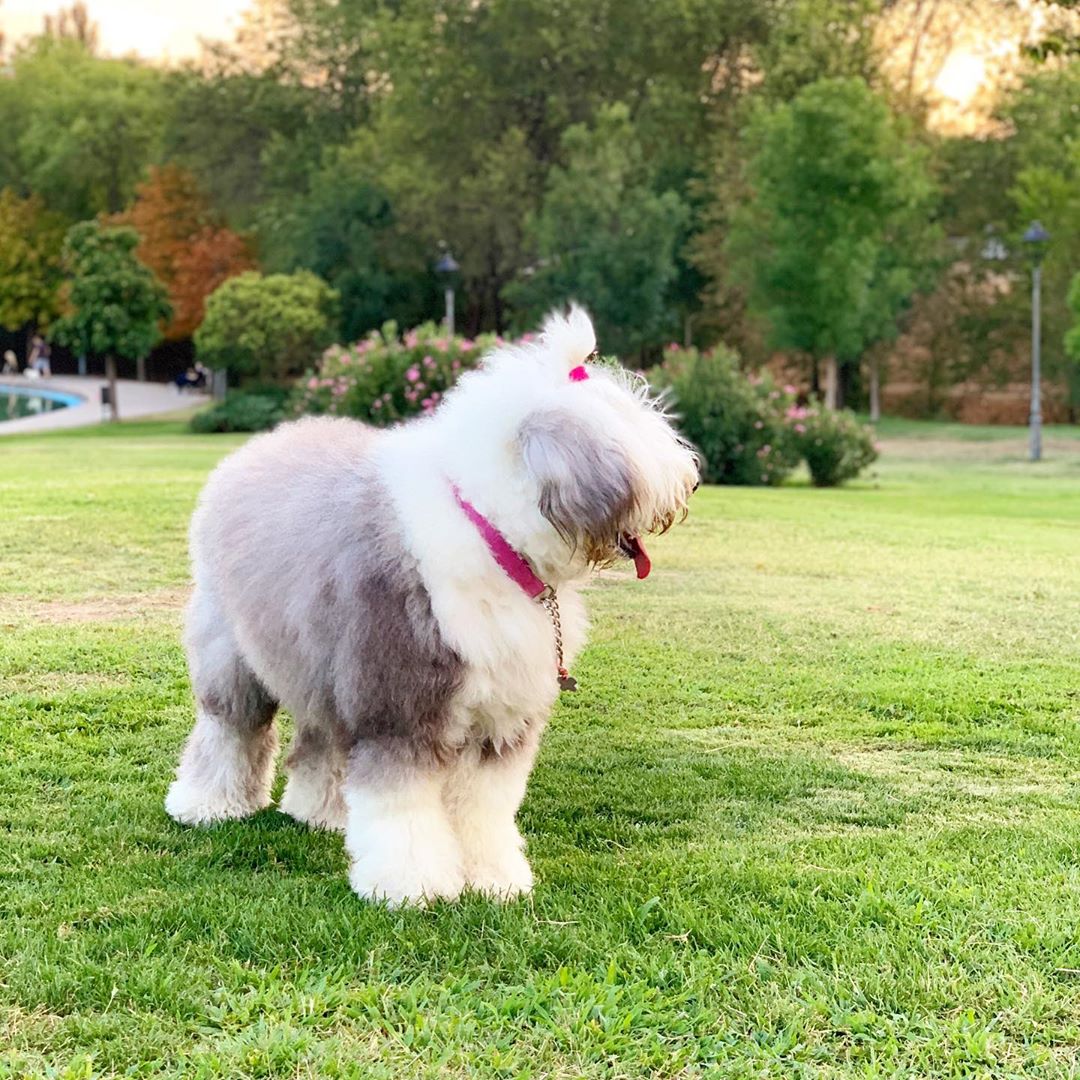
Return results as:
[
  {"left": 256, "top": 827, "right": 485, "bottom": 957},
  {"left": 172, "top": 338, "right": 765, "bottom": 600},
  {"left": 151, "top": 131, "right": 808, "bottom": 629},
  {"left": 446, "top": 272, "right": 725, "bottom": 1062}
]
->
[{"left": 568, "top": 365, "right": 589, "bottom": 382}]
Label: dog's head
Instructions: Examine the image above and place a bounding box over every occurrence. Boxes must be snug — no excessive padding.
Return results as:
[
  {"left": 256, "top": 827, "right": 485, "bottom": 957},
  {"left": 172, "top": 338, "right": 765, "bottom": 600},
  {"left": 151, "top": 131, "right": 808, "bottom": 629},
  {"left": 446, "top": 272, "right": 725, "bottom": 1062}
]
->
[{"left": 440, "top": 306, "right": 698, "bottom": 580}]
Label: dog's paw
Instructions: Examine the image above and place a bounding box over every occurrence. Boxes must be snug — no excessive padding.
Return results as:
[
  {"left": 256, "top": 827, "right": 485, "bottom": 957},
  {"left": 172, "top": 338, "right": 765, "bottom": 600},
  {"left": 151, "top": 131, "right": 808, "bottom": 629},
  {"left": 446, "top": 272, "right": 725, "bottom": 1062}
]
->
[
  {"left": 279, "top": 777, "right": 347, "bottom": 833},
  {"left": 165, "top": 777, "right": 270, "bottom": 826},
  {"left": 349, "top": 856, "right": 466, "bottom": 907},
  {"left": 467, "top": 847, "right": 534, "bottom": 900}
]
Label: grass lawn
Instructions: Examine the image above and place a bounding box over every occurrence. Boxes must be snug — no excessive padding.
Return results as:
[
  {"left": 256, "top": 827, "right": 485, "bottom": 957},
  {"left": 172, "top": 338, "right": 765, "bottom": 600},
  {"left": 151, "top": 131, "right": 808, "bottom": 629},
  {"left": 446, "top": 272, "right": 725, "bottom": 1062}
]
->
[{"left": 2, "top": 418, "right": 1080, "bottom": 1078}]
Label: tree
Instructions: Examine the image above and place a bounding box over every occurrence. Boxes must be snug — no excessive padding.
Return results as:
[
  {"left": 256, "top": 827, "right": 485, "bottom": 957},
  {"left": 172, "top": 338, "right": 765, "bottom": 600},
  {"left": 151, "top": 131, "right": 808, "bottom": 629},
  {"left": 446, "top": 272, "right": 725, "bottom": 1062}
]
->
[
  {"left": 194, "top": 271, "right": 338, "bottom": 385},
  {"left": 256, "top": 141, "right": 429, "bottom": 342},
  {"left": 727, "top": 77, "right": 940, "bottom": 410},
  {"left": 162, "top": 63, "right": 332, "bottom": 231},
  {"left": 300, "top": 0, "right": 769, "bottom": 332},
  {"left": 112, "top": 165, "right": 255, "bottom": 341},
  {"left": 0, "top": 189, "right": 67, "bottom": 341},
  {"left": 1067, "top": 273, "right": 1080, "bottom": 380},
  {"left": 52, "top": 222, "right": 171, "bottom": 420},
  {"left": 42, "top": 2, "right": 99, "bottom": 52},
  {"left": 1003, "top": 64, "right": 1080, "bottom": 411},
  {"left": 0, "top": 39, "right": 166, "bottom": 219},
  {"left": 504, "top": 104, "right": 689, "bottom": 357}
]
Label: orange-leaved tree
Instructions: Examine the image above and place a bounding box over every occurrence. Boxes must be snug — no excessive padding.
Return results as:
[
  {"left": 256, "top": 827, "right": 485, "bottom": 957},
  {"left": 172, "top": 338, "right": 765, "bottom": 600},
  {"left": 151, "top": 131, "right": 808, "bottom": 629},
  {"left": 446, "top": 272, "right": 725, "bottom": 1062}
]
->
[{"left": 113, "top": 164, "right": 255, "bottom": 340}]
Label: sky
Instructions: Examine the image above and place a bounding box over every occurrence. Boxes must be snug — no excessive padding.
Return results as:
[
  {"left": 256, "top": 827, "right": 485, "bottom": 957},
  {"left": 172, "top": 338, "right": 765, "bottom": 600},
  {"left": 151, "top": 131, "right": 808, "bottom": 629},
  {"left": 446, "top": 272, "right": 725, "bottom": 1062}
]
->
[{"left": 4, "top": 0, "right": 253, "bottom": 61}]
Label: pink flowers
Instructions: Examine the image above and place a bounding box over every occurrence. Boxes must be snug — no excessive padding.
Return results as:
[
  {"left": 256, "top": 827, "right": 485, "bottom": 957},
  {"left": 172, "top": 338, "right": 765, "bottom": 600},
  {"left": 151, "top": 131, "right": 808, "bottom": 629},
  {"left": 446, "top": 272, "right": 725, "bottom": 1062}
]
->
[{"left": 296, "top": 321, "right": 510, "bottom": 427}]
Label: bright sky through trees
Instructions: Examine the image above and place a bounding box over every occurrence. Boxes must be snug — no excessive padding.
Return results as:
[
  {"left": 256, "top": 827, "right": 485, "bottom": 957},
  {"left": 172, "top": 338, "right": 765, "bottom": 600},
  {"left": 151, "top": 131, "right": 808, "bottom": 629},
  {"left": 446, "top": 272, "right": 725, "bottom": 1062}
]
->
[{"left": 3, "top": 0, "right": 251, "bottom": 60}]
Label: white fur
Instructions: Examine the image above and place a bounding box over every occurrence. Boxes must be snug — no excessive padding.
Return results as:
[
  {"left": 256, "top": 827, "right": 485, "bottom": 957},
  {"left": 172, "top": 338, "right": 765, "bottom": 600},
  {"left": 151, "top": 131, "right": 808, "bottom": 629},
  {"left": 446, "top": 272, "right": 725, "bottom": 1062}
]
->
[
  {"left": 345, "top": 772, "right": 467, "bottom": 905},
  {"left": 443, "top": 743, "right": 538, "bottom": 897},
  {"left": 279, "top": 753, "right": 348, "bottom": 833},
  {"left": 165, "top": 712, "right": 278, "bottom": 825},
  {"left": 168, "top": 306, "right": 698, "bottom": 906}
]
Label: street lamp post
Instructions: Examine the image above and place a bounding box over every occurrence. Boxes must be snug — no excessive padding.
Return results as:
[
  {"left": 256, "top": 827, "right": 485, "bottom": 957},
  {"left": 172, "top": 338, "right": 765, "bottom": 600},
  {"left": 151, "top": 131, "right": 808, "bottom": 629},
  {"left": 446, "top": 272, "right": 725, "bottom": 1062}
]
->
[
  {"left": 1023, "top": 221, "right": 1050, "bottom": 463},
  {"left": 435, "top": 251, "right": 460, "bottom": 338}
]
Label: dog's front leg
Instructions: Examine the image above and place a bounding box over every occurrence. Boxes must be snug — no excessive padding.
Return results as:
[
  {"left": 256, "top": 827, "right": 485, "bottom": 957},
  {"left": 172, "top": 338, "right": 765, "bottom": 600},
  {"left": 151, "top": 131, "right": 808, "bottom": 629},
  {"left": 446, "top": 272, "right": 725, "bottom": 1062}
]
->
[
  {"left": 343, "top": 740, "right": 466, "bottom": 906},
  {"left": 445, "top": 732, "right": 539, "bottom": 899}
]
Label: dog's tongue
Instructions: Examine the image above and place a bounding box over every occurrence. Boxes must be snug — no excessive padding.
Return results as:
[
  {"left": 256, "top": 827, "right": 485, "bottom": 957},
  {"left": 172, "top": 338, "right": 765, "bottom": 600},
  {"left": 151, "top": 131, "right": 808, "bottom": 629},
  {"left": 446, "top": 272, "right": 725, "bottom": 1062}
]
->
[{"left": 627, "top": 536, "right": 651, "bottom": 579}]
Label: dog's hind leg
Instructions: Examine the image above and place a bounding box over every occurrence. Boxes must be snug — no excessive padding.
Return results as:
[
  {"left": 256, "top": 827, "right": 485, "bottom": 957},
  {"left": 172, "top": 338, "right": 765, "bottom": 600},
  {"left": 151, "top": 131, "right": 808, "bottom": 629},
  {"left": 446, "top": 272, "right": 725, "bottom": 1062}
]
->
[
  {"left": 165, "top": 587, "right": 279, "bottom": 826},
  {"left": 279, "top": 723, "right": 348, "bottom": 832}
]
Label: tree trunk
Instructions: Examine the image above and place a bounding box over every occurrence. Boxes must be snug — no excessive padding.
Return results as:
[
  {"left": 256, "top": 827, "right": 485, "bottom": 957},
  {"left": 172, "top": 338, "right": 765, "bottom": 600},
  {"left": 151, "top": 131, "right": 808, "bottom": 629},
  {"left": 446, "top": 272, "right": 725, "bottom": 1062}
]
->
[
  {"left": 136, "top": 355, "right": 147, "bottom": 382},
  {"left": 869, "top": 354, "right": 881, "bottom": 423},
  {"left": 105, "top": 355, "right": 120, "bottom": 422},
  {"left": 823, "top": 356, "right": 839, "bottom": 410}
]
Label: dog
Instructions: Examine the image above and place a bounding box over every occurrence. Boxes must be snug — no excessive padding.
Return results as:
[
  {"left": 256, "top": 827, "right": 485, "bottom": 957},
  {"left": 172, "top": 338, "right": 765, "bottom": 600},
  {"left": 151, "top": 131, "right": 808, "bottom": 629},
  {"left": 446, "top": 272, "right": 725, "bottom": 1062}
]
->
[{"left": 166, "top": 306, "right": 699, "bottom": 905}]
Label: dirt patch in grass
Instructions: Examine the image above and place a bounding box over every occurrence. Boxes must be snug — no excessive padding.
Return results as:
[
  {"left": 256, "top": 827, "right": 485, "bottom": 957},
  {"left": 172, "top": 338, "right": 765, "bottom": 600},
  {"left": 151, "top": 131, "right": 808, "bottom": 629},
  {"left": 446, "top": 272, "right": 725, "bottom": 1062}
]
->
[
  {"left": 0, "top": 670, "right": 133, "bottom": 694},
  {"left": 0, "top": 586, "right": 189, "bottom": 626},
  {"left": 833, "top": 744, "right": 1072, "bottom": 800}
]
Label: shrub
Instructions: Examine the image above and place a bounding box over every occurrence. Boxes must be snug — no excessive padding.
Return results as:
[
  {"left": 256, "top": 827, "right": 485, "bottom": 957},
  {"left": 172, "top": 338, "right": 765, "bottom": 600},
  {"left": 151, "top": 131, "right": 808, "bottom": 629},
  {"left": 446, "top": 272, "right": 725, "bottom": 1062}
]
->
[
  {"left": 651, "top": 344, "right": 799, "bottom": 486},
  {"left": 189, "top": 391, "right": 285, "bottom": 434},
  {"left": 292, "top": 321, "right": 502, "bottom": 425},
  {"left": 787, "top": 404, "right": 878, "bottom": 487},
  {"left": 195, "top": 271, "right": 339, "bottom": 384}
]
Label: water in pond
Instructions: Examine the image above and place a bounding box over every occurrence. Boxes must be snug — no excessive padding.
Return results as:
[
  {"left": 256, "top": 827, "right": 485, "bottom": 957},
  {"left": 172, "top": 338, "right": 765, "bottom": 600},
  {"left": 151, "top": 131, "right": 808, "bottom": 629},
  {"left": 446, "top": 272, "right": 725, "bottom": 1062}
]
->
[{"left": 0, "top": 384, "right": 82, "bottom": 422}]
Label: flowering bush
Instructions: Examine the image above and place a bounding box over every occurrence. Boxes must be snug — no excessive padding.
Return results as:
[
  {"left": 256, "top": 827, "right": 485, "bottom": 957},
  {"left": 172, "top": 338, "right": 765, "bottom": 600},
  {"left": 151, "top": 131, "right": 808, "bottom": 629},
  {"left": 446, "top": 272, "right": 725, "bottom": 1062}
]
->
[
  {"left": 650, "top": 344, "right": 800, "bottom": 486},
  {"left": 787, "top": 404, "right": 879, "bottom": 487},
  {"left": 652, "top": 344, "right": 878, "bottom": 487},
  {"left": 291, "top": 321, "right": 502, "bottom": 425}
]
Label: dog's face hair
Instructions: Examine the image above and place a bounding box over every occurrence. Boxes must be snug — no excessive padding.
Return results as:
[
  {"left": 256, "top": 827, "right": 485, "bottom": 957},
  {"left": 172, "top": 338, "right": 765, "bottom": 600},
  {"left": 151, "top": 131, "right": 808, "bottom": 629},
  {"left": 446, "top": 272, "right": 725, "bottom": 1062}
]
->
[
  {"left": 518, "top": 408, "right": 638, "bottom": 566},
  {"left": 516, "top": 365, "right": 698, "bottom": 571}
]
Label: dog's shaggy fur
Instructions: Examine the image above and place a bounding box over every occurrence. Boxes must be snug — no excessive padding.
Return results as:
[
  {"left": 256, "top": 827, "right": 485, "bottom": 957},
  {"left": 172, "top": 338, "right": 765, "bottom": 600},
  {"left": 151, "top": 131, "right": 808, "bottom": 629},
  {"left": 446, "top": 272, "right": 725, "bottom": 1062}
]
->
[{"left": 166, "top": 307, "right": 698, "bottom": 904}]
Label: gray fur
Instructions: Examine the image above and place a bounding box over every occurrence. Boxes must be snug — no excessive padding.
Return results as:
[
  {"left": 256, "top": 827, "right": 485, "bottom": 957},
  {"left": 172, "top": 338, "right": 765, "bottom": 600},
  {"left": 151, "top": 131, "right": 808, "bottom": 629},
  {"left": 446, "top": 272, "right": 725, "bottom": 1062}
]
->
[
  {"left": 187, "top": 417, "right": 465, "bottom": 777},
  {"left": 518, "top": 408, "right": 637, "bottom": 557}
]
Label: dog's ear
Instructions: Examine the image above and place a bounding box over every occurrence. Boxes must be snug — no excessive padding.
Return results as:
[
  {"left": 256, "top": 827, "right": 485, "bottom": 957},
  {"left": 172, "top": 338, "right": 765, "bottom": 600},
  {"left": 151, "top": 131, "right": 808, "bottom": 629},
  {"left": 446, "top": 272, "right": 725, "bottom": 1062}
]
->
[{"left": 518, "top": 408, "right": 636, "bottom": 547}]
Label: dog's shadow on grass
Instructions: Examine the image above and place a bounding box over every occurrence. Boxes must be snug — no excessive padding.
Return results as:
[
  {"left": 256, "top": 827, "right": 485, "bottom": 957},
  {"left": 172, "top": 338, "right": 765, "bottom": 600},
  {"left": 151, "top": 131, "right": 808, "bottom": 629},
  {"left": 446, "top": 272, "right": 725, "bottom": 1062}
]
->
[{"left": 525, "top": 733, "right": 914, "bottom": 858}]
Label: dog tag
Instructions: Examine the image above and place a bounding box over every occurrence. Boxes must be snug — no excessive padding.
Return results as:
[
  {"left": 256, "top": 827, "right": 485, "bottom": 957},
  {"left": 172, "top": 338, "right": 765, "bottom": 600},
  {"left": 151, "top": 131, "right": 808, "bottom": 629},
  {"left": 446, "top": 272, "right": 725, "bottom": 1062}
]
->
[{"left": 558, "top": 674, "right": 578, "bottom": 692}]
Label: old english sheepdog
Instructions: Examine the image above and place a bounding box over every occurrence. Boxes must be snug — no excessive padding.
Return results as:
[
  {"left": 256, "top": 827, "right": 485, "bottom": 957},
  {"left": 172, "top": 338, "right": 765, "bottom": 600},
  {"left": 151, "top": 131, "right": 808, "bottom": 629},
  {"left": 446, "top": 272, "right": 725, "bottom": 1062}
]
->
[{"left": 166, "top": 306, "right": 699, "bottom": 905}]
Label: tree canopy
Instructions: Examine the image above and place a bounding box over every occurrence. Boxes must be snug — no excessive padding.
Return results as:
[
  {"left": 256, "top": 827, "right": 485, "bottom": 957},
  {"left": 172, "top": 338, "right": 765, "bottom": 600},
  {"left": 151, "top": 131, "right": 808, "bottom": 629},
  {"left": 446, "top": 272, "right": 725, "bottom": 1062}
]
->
[
  {"left": 52, "top": 221, "right": 171, "bottom": 362},
  {"left": 728, "top": 77, "right": 939, "bottom": 383},
  {"left": 506, "top": 104, "right": 689, "bottom": 357},
  {"left": 112, "top": 165, "right": 254, "bottom": 340},
  {"left": 0, "top": 189, "right": 66, "bottom": 333},
  {"left": 0, "top": 0, "right": 1077, "bottom": 412}
]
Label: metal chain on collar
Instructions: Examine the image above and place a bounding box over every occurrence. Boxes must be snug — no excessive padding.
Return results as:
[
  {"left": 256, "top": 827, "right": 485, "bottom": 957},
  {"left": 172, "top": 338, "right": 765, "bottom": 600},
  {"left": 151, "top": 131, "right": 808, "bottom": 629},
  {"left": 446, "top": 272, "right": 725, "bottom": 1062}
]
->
[{"left": 540, "top": 589, "right": 577, "bottom": 692}]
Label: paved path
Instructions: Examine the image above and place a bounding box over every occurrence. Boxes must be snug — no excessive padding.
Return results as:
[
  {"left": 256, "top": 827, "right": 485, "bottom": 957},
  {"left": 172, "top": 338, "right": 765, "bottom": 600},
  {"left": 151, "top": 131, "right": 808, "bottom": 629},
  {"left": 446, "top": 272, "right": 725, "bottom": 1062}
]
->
[{"left": 0, "top": 375, "right": 206, "bottom": 436}]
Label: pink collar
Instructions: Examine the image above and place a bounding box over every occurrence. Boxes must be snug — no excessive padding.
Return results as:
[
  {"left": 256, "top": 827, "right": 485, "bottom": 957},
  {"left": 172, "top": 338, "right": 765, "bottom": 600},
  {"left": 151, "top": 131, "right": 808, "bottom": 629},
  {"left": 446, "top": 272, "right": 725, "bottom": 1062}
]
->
[{"left": 451, "top": 484, "right": 551, "bottom": 600}]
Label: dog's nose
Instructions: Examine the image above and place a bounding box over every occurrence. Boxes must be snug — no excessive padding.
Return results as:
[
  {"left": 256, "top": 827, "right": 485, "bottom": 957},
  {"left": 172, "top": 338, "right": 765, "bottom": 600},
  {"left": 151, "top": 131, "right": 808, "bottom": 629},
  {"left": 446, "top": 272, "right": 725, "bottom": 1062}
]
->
[{"left": 692, "top": 480, "right": 700, "bottom": 493}]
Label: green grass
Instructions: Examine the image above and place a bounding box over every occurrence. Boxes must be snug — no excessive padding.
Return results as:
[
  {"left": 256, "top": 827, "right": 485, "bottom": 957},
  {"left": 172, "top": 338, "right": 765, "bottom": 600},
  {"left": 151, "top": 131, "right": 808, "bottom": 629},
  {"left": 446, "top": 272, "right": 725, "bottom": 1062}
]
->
[{"left": 2, "top": 418, "right": 1080, "bottom": 1078}]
